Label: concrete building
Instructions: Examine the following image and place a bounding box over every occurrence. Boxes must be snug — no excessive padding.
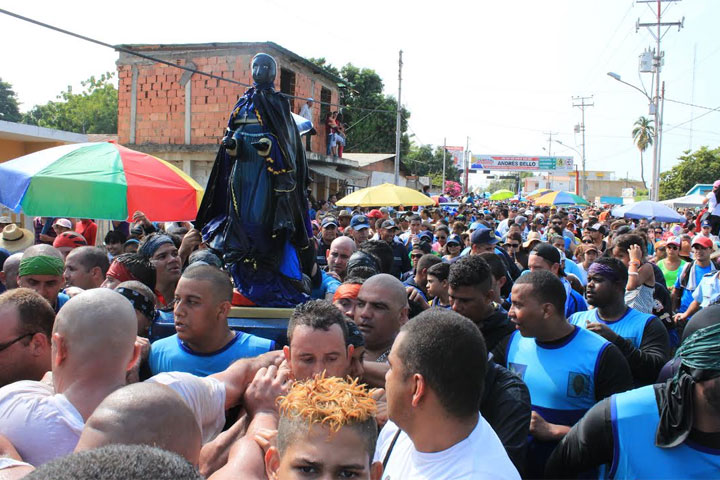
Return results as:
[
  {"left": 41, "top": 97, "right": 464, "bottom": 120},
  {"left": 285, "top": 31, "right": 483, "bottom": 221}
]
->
[{"left": 115, "top": 41, "right": 369, "bottom": 201}]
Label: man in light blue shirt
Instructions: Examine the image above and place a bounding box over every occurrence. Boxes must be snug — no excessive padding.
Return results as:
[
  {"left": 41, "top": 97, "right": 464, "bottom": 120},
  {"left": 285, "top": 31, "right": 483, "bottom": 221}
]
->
[{"left": 149, "top": 265, "right": 274, "bottom": 377}]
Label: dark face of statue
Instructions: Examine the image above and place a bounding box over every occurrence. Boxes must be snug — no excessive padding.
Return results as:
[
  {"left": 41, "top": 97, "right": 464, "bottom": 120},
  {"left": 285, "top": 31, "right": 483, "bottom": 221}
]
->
[{"left": 252, "top": 54, "right": 277, "bottom": 85}]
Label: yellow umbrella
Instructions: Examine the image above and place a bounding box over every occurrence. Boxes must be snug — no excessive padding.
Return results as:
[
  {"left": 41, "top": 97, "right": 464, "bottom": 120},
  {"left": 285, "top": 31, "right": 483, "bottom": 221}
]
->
[
  {"left": 336, "top": 183, "right": 434, "bottom": 207},
  {"left": 526, "top": 188, "right": 554, "bottom": 199}
]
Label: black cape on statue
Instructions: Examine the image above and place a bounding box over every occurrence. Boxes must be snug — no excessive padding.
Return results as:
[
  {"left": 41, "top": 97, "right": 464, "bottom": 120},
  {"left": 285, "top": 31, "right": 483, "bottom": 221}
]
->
[{"left": 195, "top": 58, "right": 315, "bottom": 307}]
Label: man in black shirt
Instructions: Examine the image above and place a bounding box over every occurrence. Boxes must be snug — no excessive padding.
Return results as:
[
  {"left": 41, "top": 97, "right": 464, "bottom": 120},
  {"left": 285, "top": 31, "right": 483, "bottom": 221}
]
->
[
  {"left": 492, "top": 271, "right": 633, "bottom": 478},
  {"left": 546, "top": 305, "right": 720, "bottom": 478},
  {"left": 448, "top": 255, "right": 514, "bottom": 351},
  {"left": 315, "top": 216, "right": 338, "bottom": 269}
]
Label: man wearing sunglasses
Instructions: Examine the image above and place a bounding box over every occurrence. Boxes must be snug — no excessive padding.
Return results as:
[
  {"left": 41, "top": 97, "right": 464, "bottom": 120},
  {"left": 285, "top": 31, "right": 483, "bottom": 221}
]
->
[
  {"left": 0, "top": 288, "right": 55, "bottom": 387},
  {"left": 674, "top": 236, "right": 720, "bottom": 324}
]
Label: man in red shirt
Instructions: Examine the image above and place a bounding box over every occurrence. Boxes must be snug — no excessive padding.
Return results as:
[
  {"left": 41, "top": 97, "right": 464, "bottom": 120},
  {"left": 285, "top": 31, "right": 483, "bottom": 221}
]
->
[{"left": 75, "top": 219, "right": 98, "bottom": 246}]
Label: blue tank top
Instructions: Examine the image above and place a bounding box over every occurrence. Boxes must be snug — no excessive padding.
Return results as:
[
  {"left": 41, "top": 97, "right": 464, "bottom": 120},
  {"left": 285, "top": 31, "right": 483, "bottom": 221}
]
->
[
  {"left": 610, "top": 385, "right": 720, "bottom": 479},
  {"left": 506, "top": 327, "right": 611, "bottom": 477},
  {"left": 506, "top": 327, "right": 610, "bottom": 426},
  {"left": 569, "top": 307, "right": 654, "bottom": 350}
]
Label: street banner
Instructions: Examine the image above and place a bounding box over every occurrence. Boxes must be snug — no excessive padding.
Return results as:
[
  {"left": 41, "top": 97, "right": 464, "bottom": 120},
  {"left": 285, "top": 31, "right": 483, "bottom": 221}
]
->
[
  {"left": 445, "top": 146, "right": 464, "bottom": 170},
  {"left": 471, "top": 155, "right": 574, "bottom": 172}
]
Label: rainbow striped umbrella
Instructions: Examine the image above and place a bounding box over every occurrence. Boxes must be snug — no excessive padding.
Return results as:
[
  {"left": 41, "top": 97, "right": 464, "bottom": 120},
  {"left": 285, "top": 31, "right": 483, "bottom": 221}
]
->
[
  {"left": 534, "top": 190, "right": 589, "bottom": 206},
  {"left": 0, "top": 142, "right": 204, "bottom": 221},
  {"left": 526, "top": 188, "right": 554, "bottom": 199}
]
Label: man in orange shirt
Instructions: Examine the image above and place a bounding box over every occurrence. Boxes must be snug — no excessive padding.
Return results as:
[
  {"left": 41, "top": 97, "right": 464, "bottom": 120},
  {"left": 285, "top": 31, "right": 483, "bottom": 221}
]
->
[{"left": 75, "top": 219, "right": 98, "bottom": 246}]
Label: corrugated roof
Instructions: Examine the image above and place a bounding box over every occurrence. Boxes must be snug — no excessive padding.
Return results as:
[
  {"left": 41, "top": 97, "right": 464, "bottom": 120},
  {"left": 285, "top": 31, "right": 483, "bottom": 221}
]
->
[{"left": 341, "top": 153, "right": 395, "bottom": 167}]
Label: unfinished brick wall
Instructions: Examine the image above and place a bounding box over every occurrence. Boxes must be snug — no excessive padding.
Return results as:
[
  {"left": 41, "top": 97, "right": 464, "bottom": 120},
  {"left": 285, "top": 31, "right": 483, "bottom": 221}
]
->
[{"left": 117, "top": 46, "right": 339, "bottom": 153}]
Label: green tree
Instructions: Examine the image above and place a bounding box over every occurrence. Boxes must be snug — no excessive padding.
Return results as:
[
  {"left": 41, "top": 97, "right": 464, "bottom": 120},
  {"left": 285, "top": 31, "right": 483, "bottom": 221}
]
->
[
  {"left": 632, "top": 116, "right": 654, "bottom": 190},
  {"left": 0, "top": 78, "right": 22, "bottom": 122},
  {"left": 22, "top": 73, "right": 117, "bottom": 134},
  {"left": 659, "top": 146, "right": 720, "bottom": 200},
  {"left": 404, "top": 144, "right": 461, "bottom": 185},
  {"left": 307, "top": 59, "right": 410, "bottom": 155}
]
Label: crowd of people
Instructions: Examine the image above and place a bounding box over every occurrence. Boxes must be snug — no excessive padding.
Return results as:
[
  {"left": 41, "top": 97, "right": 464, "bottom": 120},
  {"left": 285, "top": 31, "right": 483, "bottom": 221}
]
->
[{"left": 0, "top": 180, "right": 719, "bottom": 479}]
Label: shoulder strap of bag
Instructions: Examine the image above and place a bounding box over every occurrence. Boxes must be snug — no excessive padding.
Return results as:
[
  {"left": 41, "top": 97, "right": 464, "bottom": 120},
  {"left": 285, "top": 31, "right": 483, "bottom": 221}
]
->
[{"left": 382, "top": 428, "right": 403, "bottom": 469}]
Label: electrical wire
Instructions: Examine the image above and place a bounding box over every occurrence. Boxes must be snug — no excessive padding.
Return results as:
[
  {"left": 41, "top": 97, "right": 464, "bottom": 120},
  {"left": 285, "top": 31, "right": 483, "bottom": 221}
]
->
[{"left": 0, "top": 8, "right": 399, "bottom": 116}]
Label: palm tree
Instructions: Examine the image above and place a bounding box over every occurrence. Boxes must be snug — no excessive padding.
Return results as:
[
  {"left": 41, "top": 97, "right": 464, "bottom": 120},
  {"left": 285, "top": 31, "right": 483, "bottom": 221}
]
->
[{"left": 632, "top": 116, "right": 655, "bottom": 190}]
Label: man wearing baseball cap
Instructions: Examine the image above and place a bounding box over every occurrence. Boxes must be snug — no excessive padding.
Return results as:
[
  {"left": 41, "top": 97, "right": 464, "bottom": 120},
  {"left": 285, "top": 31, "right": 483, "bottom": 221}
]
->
[
  {"left": 470, "top": 227, "right": 521, "bottom": 280},
  {"left": 672, "top": 235, "right": 717, "bottom": 317},
  {"left": 315, "top": 216, "right": 338, "bottom": 269},
  {"left": 348, "top": 214, "right": 371, "bottom": 247},
  {"left": 674, "top": 236, "right": 720, "bottom": 323},
  {"left": 528, "top": 243, "right": 587, "bottom": 318},
  {"left": 52, "top": 219, "right": 73, "bottom": 235},
  {"left": 696, "top": 219, "right": 719, "bottom": 244},
  {"left": 378, "top": 219, "right": 410, "bottom": 279}
]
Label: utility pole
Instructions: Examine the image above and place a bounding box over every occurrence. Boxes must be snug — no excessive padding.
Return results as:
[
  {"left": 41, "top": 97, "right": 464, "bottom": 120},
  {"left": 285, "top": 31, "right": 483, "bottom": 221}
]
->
[
  {"left": 544, "top": 131, "right": 558, "bottom": 156},
  {"left": 442, "top": 138, "right": 447, "bottom": 195},
  {"left": 464, "top": 137, "right": 470, "bottom": 195},
  {"left": 394, "top": 50, "right": 403, "bottom": 186},
  {"left": 572, "top": 96, "right": 594, "bottom": 199},
  {"left": 636, "top": 0, "right": 683, "bottom": 201}
]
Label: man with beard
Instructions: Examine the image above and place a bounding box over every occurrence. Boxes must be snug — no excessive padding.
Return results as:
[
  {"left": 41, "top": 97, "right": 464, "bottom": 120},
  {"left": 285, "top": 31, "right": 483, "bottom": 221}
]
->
[{"left": 448, "top": 255, "right": 514, "bottom": 351}]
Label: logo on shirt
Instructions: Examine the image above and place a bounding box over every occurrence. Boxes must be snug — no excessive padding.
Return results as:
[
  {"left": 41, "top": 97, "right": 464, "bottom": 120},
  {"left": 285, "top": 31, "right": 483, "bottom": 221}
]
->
[
  {"left": 567, "top": 372, "right": 591, "bottom": 398},
  {"left": 508, "top": 362, "right": 527, "bottom": 380}
]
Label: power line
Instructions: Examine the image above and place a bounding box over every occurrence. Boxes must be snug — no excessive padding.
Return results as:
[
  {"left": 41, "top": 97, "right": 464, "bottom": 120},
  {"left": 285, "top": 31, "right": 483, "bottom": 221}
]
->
[
  {"left": 0, "top": 8, "right": 399, "bottom": 116},
  {"left": 664, "top": 105, "right": 720, "bottom": 133}
]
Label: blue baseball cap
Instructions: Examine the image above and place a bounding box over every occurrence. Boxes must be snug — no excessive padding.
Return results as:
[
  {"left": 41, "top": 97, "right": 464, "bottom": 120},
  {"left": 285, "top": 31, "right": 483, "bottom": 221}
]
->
[
  {"left": 350, "top": 215, "right": 370, "bottom": 230},
  {"left": 470, "top": 227, "right": 500, "bottom": 245}
]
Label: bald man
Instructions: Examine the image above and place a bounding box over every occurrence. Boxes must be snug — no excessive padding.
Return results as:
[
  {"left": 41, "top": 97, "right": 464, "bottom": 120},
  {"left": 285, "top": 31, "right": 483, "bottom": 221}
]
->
[
  {"left": 0, "top": 253, "right": 22, "bottom": 291},
  {"left": 355, "top": 273, "right": 409, "bottom": 363},
  {"left": 75, "top": 382, "right": 202, "bottom": 466},
  {"left": 0, "top": 288, "right": 282, "bottom": 466},
  {"left": 325, "top": 236, "right": 356, "bottom": 281},
  {"left": 16, "top": 245, "right": 68, "bottom": 312},
  {"left": 63, "top": 246, "right": 109, "bottom": 290}
]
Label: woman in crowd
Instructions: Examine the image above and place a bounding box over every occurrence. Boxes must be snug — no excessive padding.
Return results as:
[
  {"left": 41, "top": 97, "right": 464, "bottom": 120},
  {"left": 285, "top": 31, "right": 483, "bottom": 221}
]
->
[
  {"left": 442, "top": 234, "right": 463, "bottom": 263},
  {"left": 656, "top": 237, "right": 685, "bottom": 289},
  {"left": 612, "top": 233, "right": 656, "bottom": 314}
]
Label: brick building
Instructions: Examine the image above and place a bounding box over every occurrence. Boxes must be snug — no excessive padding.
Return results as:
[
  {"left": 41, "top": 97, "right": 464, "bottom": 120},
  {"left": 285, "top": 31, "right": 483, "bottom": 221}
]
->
[{"left": 115, "top": 41, "right": 367, "bottom": 199}]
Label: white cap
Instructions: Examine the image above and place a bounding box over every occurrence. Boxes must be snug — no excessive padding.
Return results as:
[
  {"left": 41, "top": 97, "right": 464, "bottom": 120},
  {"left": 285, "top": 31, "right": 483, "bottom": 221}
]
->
[{"left": 53, "top": 218, "right": 73, "bottom": 229}]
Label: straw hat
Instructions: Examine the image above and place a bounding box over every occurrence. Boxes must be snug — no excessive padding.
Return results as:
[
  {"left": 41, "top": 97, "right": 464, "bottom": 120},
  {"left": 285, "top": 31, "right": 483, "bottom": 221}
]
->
[
  {"left": 522, "top": 231, "right": 542, "bottom": 249},
  {"left": 0, "top": 224, "right": 34, "bottom": 253}
]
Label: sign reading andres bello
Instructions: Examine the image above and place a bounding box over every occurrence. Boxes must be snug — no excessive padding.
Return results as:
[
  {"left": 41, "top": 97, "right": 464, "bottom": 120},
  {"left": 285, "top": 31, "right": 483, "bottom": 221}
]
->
[{"left": 471, "top": 155, "right": 574, "bottom": 172}]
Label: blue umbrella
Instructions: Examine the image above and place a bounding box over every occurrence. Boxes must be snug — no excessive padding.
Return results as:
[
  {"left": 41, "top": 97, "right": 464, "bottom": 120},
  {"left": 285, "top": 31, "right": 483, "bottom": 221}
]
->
[{"left": 611, "top": 201, "right": 685, "bottom": 223}]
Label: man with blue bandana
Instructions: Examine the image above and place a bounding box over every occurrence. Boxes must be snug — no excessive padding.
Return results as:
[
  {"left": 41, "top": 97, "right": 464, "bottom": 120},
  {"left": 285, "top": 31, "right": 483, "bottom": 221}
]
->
[
  {"left": 570, "top": 257, "right": 670, "bottom": 386},
  {"left": 17, "top": 245, "right": 69, "bottom": 313}
]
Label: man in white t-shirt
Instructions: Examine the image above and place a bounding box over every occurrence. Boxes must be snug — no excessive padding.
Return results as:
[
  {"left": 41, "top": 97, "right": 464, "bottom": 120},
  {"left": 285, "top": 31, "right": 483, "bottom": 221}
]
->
[
  {"left": 374, "top": 308, "right": 519, "bottom": 480},
  {"left": 0, "top": 288, "right": 281, "bottom": 466}
]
